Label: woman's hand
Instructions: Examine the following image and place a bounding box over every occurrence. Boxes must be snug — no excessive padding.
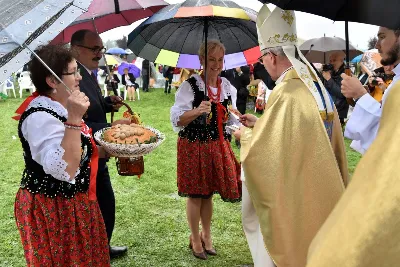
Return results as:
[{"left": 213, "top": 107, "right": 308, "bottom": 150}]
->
[
  {"left": 196, "top": 101, "right": 212, "bottom": 116},
  {"left": 240, "top": 114, "right": 258, "bottom": 128},
  {"left": 66, "top": 91, "right": 90, "bottom": 124}
]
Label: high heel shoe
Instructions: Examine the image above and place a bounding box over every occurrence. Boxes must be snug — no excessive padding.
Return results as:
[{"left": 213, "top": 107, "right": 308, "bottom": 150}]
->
[
  {"left": 189, "top": 236, "right": 207, "bottom": 260},
  {"left": 200, "top": 232, "right": 217, "bottom": 256}
]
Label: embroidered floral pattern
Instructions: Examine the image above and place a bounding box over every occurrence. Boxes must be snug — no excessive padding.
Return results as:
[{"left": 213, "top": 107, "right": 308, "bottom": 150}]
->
[
  {"left": 281, "top": 10, "right": 294, "bottom": 26},
  {"left": 267, "top": 33, "right": 297, "bottom": 45}
]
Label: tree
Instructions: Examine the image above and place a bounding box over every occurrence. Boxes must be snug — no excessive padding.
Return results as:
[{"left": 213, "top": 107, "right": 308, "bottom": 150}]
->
[
  {"left": 367, "top": 36, "right": 378, "bottom": 50},
  {"left": 104, "top": 39, "right": 116, "bottom": 49},
  {"left": 115, "top": 36, "right": 128, "bottom": 49}
]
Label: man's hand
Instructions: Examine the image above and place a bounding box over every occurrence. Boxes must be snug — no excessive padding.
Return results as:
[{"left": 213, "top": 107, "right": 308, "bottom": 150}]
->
[
  {"left": 109, "top": 95, "right": 123, "bottom": 103},
  {"left": 322, "top": 71, "right": 331, "bottom": 81},
  {"left": 341, "top": 73, "right": 368, "bottom": 99},
  {"left": 111, "top": 119, "right": 131, "bottom": 126},
  {"left": 239, "top": 114, "right": 258, "bottom": 128},
  {"left": 109, "top": 95, "right": 123, "bottom": 110}
]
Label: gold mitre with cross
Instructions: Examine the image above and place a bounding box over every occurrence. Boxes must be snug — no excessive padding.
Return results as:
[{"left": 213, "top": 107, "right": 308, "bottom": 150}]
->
[
  {"left": 256, "top": 5, "right": 297, "bottom": 52},
  {"left": 256, "top": 5, "right": 334, "bottom": 115}
]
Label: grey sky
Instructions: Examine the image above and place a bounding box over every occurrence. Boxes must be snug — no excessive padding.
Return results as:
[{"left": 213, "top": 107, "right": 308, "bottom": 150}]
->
[{"left": 100, "top": 0, "right": 379, "bottom": 51}]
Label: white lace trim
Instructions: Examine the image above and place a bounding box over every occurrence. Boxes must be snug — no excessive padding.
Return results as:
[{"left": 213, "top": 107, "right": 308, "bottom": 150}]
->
[
  {"left": 27, "top": 96, "right": 68, "bottom": 118},
  {"left": 171, "top": 109, "right": 186, "bottom": 132},
  {"left": 191, "top": 74, "right": 233, "bottom": 102},
  {"left": 42, "top": 145, "right": 78, "bottom": 184}
]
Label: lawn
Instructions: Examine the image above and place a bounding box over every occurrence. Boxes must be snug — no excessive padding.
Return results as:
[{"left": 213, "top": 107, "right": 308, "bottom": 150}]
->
[{"left": 0, "top": 89, "right": 361, "bottom": 266}]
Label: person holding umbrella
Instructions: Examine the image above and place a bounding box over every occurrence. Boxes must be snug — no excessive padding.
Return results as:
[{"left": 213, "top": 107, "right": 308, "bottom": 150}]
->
[
  {"left": 13, "top": 45, "right": 110, "bottom": 266},
  {"left": 238, "top": 5, "right": 348, "bottom": 266},
  {"left": 342, "top": 27, "right": 400, "bottom": 155},
  {"left": 170, "top": 40, "right": 242, "bottom": 260}
]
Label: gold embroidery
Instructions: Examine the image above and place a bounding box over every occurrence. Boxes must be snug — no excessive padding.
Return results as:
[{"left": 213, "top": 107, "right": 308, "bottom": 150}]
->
[
  {"left": 298, "top": 67, "right": 318, "bottom": 93},
  {"left": 267, "top": 33, "right": 297, "bottom": 45},
  {"left": 320, "top": 111, "right": 335, "bottom": 122},
  {"left": 281, "top": 10, "right": 294, "bottom": 26}
]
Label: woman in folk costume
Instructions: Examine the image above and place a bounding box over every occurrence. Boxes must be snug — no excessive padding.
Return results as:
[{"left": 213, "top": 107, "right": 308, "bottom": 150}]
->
[
  {"left": 170, "top": 40, "right": 242, "bottom": 260},
  {"left": 239, "top": 5, "right": 349, "bottom": 267},
  {"left": 13, "top": 45, "right": 110, "bottom": 266}
]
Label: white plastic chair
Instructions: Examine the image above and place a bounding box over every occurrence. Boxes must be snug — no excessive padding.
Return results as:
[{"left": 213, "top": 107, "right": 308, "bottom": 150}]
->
[
  {"left": 2, "top": 78, "right": 16, "bottom": 97},
  {"left": 18, "top": 72, "right": 35, "bottom": 98}
]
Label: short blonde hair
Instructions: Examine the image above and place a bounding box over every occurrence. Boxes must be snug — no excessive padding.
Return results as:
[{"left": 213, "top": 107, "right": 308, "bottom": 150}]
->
[{"left": 198, "top": 40, "right": 226, "bottom": 58}]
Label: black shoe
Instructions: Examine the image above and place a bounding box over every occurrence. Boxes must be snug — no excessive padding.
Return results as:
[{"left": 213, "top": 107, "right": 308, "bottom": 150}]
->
[{"left": 109, "top": 246, "right": 128, "bottom": 259}]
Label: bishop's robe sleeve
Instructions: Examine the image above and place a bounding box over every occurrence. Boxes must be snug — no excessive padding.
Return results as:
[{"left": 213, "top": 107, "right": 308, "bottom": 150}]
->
[{"left": 344, "top": 93, "right": 381, "bottom": 154}]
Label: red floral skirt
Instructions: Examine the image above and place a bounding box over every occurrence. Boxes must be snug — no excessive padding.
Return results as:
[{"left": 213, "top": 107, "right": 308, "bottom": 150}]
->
[
  {"left": 177, "top": 138, "right": 241, "bottom": 202},
  {"left": 14, "top": 189, "right": 110, "bottom": 267}
]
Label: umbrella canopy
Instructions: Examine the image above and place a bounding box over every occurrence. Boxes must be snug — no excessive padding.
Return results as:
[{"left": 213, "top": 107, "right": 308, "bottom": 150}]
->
[
  {"left": 258, "top": 0, "right": 400, "bottom": 30},
  {"left": 300, "top": 36, "right": 362, "bottom": 63},
  {"left": 51, "top": 0, "right": 168, "bottom": 44},
  {"left": 106, "top": 47, "right": 127, "bottom": 55},
  {"left": 351, "top": 54, "right": 363, "bottom": 63},
  {"left": 118, "top": 62, "right": 141, "bottom": 78},
  {"left": 99, "top": 54, "right": 124, "bottom": 66},
  {"left": 127, "top": 0, "right": 260, "bottom": 70},
  {"left": 0, "top": 0, "right": 92, "bottom": 84}
]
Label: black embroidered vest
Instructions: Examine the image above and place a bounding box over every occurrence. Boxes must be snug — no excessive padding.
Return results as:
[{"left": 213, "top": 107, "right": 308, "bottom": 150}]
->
[
  {"left": 18, "top": 107, "right": 93, "bottom": 198},
  {"left": 178, "top": 77, "right": 232, "bottom": 142}
]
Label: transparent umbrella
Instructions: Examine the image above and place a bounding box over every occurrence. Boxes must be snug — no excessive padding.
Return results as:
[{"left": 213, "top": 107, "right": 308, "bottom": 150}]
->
[{"left": 0, "top": 0, "right": 92, "bottom": 88}]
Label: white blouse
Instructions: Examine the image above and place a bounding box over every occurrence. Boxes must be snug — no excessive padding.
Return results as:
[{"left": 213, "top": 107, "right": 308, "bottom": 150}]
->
[
  {"left": 170, "top": 74, "right": 240, "bottom": 132},
  {"left": 21, "top": 96, "right": 79, "bottom": 184}
]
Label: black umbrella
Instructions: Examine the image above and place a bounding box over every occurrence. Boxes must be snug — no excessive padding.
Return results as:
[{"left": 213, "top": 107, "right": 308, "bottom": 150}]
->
[{"left": 128, "top": 0, "right": 259, "bottom": 122}]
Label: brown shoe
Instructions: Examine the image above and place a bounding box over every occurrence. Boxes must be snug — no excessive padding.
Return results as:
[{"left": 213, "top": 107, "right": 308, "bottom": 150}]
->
[
  {"left": 200, "top": 232, "right": 217, "bottom": 256},
  {"left": 189, "top": 236, "right": 207, "bottom": 260}
]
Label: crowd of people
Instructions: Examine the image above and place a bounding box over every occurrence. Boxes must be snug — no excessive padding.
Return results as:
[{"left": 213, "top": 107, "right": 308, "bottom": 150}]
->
[{"left": 10, "top": 2, "right": 400, "bottom": 267}]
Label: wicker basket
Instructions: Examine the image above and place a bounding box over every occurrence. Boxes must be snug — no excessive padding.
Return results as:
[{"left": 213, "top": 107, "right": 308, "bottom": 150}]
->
[{"left": 112, "top": 102, "right": 144, "bottom": 177}]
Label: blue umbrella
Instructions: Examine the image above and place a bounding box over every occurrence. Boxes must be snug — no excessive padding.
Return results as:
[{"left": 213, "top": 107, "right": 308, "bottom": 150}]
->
[
  {"left": 118, "top": 62, "right": 141, "bottom": 78},
  {"left": 106, "top": 47, "right": 128, "bottom": 55},
  {"left": 351, "top": 54, "right": 363, "bottom": 63}
]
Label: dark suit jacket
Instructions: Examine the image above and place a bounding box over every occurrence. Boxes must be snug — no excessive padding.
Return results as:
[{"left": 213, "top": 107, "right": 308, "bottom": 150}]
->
[
  {"left": 78, "top": 62, "right": 113, "bottom": 134},
  {"left": 105, "top": 74, "right": 120, "bottom": 90},
  {"left": 121, "top": 73, "right": 136, "bottom": 86}
]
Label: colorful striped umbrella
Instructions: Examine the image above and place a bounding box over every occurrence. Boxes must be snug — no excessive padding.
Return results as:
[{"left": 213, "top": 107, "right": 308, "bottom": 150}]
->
[
  {"left": 51, "top": 0, "right": 168, "bottom": 44},
  {"left": 127, "top": 0, "right": 260, "bottom": 70}
]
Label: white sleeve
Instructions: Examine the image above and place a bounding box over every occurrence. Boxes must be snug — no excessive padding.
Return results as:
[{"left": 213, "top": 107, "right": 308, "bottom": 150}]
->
[
  {"left": 170, "top": 81, "right": 194, "bottom": 132},
  {"left": 229, "top": 84, "right": 238, "bottom": 110},
  {"left": 344, "top": 93, "right": 382, "bottom": 153},
  {"left": 21, "top": 112, "right": 79, "bottom": 183}
]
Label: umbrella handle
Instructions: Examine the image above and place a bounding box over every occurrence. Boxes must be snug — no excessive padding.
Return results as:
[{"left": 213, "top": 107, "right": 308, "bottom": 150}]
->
[{"left": 345, "top": 67, "right": 356, "bottom": 107}]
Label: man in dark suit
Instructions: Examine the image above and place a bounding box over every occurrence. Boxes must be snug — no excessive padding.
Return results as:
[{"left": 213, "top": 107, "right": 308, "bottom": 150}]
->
[
  {"left": 221, "top": 66, "right": 251, "bottom": 115},
  {"left": 70, "top": 29, "right": 129, "bottom": 259},
  {"left": 142, "top": 59, "right": 150, "bottom": 92}
]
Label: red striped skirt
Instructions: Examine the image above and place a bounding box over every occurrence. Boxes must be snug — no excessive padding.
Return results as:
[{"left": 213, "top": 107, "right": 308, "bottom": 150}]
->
[
  {"left": 177, "top": 138, "right": 241, "bottom": 202},
  {"left": 14, "top": 189, "right": 110, "bottom": 267}
]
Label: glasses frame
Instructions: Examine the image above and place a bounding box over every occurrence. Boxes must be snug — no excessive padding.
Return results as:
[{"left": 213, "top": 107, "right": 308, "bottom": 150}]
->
[
  {"left": 258, "top": 50, "right": 277, "bottom": 64},
  {"left": 76, "top": 44, "right": 106, "bottom": 54},
  {"left": 62, "top": 68, "right": 81, "bottom": 78}
]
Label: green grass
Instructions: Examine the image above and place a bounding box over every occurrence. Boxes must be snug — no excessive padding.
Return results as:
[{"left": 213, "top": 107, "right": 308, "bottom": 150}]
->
[{"left": 0, "top": 89, "right": 361, "bottom": 266}]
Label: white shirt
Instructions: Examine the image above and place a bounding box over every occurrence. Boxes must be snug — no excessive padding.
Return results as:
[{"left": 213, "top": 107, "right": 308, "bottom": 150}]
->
[
  {"left": 170, "top": 74, "right": 239, "bottom": 132},
  {"left": 21, "top": 96, "right": 79, "bottom": 183},
  {"left": 345, "top": 64, "right": 400, "bottom": 154}
]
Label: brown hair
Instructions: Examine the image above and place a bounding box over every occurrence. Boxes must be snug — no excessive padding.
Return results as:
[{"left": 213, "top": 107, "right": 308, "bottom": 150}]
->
[{"left": 29, "top": 45, "right": 74, "bottom": 94}]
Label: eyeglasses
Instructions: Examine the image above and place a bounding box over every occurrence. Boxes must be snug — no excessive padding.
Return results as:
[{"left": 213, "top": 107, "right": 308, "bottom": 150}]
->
[
  {"left": 258, "top": 50, "right": 277, "bottom": 63},
  {"left": 76, "top": 44, "right": 106, "bottom": 54},
  {"left": 62, "top": 68, "right": 81, "bottom": 78}
]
